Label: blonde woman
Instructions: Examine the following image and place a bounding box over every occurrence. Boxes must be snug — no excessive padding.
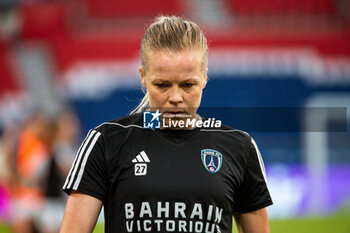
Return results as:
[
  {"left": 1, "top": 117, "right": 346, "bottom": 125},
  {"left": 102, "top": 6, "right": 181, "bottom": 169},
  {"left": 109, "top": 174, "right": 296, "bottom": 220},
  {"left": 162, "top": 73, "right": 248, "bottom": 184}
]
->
[{"left": 60, "top": 16, "right": 272, "bottom": 233}]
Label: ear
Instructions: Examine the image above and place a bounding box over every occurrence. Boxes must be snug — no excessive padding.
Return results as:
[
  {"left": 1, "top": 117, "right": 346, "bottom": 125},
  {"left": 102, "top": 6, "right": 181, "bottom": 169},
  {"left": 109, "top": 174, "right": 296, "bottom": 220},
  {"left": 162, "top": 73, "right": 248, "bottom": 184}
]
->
[
  {"left": 139, "top": 67, "right": 146, "bottom": 87},
  {"left": 202, "top": 78, "right": 207, "bottom": 89},
  {"left": 202, "top": 69, "right": 208, "bottom": 89}
]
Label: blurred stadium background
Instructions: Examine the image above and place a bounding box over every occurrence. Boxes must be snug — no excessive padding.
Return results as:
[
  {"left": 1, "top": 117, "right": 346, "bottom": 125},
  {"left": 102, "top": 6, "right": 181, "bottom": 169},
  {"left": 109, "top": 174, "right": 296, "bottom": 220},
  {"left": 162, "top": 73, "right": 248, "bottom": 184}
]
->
[{"left": 0, "top": 0, "right": 350, "bottom": 232}]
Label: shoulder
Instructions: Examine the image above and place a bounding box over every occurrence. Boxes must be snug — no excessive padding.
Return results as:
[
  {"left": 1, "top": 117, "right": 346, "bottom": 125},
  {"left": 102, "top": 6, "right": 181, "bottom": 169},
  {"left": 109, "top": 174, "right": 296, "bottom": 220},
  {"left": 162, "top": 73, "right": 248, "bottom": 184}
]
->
[
  {"left": 94, "top": 113, "right": 143, "bottom": 133},
  {"left": 200, "top": 121, "right": 252, "bottom": 145}
]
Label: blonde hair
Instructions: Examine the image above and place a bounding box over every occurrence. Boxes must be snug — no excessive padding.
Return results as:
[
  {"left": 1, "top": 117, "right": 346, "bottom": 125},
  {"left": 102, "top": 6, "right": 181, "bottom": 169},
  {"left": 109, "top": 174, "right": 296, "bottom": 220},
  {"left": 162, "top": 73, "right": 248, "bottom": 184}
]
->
[{"left": 131, "top": 15, "right": 208, "bottom": 114}]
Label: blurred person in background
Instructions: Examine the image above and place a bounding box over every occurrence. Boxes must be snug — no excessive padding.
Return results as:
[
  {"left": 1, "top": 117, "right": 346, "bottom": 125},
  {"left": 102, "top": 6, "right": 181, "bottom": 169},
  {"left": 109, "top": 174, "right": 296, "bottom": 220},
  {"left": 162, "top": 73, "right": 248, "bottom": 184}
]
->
[
  {"left": 0, "top": 122, "right": 19, "bottom": 223},
  {"left": 37, "top": 110, "right": 81, "bottom": 233},
  {"left": 12, "top": 111, "right": 54, "bottom": 233},
  {"left": 60, "top": 16, "right": 272, "bottom": 233}
]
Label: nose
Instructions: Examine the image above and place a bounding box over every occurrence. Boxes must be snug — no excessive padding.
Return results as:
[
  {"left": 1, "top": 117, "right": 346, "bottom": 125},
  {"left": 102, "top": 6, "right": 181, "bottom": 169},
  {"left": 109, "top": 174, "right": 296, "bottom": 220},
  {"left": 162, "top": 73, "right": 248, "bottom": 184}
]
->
[{"left": 168, "top": 86, "right": 183, "bottom": 105}]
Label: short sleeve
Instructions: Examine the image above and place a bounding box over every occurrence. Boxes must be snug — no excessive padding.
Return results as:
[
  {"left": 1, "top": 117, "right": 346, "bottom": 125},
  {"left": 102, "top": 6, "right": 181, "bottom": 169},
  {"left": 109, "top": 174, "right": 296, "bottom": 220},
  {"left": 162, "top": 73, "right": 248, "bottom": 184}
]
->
[
  {"left": 233, "top": 137, "right": 273, "bottom": 212},
  {"left": 62, "top": 129, "right": 108, "bottom": 202}
]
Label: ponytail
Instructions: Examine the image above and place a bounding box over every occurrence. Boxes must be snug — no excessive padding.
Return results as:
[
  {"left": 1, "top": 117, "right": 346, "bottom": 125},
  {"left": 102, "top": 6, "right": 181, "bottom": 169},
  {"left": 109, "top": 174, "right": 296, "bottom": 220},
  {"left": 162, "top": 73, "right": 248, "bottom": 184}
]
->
[{"left": 130, "top": 92, "right": 149, "bottom": 114}]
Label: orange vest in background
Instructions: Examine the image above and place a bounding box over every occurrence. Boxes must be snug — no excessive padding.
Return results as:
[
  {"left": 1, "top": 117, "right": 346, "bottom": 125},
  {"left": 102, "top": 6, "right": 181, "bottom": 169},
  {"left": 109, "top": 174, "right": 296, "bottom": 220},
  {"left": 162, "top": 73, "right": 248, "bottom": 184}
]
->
[{"left": 14, "top": 129, "right": 50, "bottom": 208}]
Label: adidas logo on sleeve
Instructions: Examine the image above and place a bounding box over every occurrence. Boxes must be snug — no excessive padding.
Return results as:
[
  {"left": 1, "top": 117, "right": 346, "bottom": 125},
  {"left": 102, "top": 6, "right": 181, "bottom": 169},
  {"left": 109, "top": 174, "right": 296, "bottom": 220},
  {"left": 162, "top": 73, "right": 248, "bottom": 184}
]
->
[{"left": 132, "top": 151, "right": 150, "bottom": 176}]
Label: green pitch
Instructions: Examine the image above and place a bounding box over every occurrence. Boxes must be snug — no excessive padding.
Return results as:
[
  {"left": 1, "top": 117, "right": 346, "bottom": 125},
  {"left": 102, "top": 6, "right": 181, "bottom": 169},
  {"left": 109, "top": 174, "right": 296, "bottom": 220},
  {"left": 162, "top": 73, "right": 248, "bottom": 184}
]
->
[{"left": 267, "top": 217, "right": 350, "bottom": 233}]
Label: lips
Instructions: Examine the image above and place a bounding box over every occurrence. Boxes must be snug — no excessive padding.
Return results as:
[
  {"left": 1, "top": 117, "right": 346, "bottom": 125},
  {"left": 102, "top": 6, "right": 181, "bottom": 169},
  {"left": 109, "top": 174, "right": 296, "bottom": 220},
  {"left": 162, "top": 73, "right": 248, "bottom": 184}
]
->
[{"left": 168, "top": 111, "right": 185, "bottom": 114}]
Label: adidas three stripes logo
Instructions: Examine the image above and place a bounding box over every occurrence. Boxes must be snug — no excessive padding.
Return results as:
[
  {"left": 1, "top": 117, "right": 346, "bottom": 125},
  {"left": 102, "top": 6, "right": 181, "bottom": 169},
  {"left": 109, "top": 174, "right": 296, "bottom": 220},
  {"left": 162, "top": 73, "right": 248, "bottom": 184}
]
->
[{"left": 132, "top": 151, "right": 150, "bottom": 163}]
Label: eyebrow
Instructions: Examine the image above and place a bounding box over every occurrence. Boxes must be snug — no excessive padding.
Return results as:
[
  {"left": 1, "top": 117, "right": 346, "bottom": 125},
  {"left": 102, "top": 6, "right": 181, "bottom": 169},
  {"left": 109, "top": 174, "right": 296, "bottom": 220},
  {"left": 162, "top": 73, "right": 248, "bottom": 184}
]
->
[{"left": 152, "top": 78, "right": 199, "bottom": 83}]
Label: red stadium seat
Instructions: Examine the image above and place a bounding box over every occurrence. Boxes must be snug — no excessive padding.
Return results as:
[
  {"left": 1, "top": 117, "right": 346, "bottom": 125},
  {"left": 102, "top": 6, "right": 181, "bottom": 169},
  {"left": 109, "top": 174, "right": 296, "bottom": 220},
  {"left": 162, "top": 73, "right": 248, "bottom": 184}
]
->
[
  {"left": 0, "top": 41, "right": 20, "bottom": 96},
  {"left": 19, "top": 3, "right": 66, "bottom": 39},
  {"left": 226, "top": 0, "right": 337, "bottom": 15},
  {"left": 14, "top": 0, "right": 350, "bottom": 76},
  {"left": 50, "top": 33, "right": 142, "bottom": 71},
  {"left": 83, "top": 0, "right": 184, "bottom": 17}
]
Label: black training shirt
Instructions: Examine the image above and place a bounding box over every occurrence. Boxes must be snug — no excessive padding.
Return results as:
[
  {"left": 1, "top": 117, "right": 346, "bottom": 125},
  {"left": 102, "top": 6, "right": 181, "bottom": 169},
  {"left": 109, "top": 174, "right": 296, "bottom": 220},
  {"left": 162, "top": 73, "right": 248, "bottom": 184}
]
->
[{"left": 63, "top": 113, "right": 272, "bottom": 233}]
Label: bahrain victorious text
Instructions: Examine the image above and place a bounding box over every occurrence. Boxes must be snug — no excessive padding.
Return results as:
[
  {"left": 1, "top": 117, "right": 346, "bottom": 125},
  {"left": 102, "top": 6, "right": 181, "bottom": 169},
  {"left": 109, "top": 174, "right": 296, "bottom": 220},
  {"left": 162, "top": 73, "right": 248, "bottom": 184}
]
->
[{"left": 125, "top": 202, "right": 223, "bottom": 232}]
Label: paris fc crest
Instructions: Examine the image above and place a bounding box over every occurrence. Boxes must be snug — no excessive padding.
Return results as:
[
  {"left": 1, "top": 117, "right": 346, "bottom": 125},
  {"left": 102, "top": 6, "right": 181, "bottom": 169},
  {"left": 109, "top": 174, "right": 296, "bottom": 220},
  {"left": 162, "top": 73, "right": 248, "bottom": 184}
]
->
[{"left": 201, "top": 149, "right": 223, "bottom": 174}]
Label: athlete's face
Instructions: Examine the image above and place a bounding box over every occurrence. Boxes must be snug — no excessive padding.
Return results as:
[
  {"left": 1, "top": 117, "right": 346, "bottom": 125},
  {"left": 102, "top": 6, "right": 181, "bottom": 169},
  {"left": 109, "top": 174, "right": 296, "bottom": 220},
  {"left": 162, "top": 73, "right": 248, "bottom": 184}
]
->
[{"left": 139, "top": 49, "right": 207, "bottom": 118}]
